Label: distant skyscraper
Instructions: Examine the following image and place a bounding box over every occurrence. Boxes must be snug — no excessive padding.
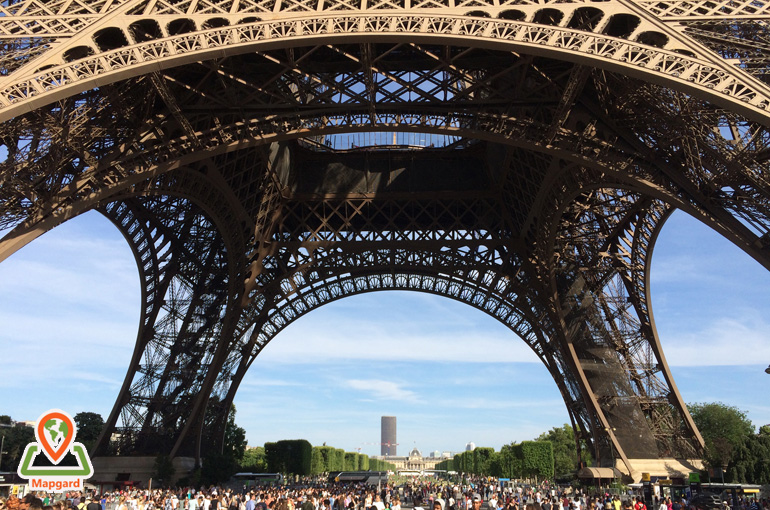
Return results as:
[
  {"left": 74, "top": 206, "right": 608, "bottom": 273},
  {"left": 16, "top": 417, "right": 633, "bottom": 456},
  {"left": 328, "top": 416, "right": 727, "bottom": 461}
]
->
[
  {"left": 381, "top": 416, "right": 397, "bottom": 456},
  {"left": 465, "top": 441, "right": 476, "bottom": 451}
]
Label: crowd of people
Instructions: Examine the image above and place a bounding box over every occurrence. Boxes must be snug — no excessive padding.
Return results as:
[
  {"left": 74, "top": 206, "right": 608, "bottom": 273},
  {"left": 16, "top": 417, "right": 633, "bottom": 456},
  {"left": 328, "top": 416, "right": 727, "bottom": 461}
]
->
[{"left": 1, "top": 476, "right": 768, "bottom": 510}]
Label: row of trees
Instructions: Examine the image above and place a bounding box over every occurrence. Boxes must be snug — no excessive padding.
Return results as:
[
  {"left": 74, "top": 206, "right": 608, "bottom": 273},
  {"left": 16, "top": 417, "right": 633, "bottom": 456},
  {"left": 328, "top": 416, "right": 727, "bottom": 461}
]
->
[
  {"left": 241, "top": 443, "right": 396, "bottom": 476},
  {"left": 431, "top": 403, "right": 770, "bottom": 485},
  {"left": 434, "top": 441, "right": 555, "bottom": 480},
  {"left": 5, "top": 401, "right": 768, "bottom": 486},
  {"left": 253, "top": 440, "right": 396, "bottom": 476},
  {"left": 433, "top": 421, "right": 592, "bottom": 481}
]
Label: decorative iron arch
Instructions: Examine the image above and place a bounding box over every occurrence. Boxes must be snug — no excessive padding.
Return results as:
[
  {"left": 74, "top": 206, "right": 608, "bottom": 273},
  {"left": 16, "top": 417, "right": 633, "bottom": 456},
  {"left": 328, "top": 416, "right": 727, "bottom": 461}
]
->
[{"left": 1, "top": 14, "right": 769, "bottom": 122}]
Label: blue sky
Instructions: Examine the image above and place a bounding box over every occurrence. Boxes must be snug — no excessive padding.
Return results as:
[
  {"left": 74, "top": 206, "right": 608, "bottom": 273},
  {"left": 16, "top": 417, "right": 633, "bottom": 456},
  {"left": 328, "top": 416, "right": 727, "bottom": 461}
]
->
[{"left": 0, "top": 209, "right": 769, "bottom": 458}]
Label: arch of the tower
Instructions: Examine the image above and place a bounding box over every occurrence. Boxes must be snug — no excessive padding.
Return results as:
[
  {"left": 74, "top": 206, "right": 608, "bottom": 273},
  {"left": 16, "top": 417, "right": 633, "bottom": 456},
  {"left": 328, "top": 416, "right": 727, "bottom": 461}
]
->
[
  {"left": 1, "top": 12, "right": 769, "bottom": 123},
  {"left": 87, "top": 141, "right": 713, "bottom": 480},
  {"left": 1, "top": 13, "right": 770, "bottom": 483}
]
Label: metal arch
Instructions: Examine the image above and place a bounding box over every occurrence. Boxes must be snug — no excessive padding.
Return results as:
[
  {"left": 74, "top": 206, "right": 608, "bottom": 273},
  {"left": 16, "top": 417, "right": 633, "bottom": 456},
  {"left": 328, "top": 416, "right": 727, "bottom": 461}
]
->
[
  {"left": 89, "top": 167, "right": 252, "bottom": 458},
  {"left": 201, "top": 157, "right": 633, "bottom": 464},
  {"left": 1, "top": 0, "right": 768, "bottom": 39},
  {"left": 95, "top": 194, "right": 233, "bottom": 456},
  {"left": 92, "top": 197, "right": 180, "bottom": 457},
  {"left": 585, "top": 75, "right": 770, "bottom": 271},
  {"left": 1, "top": 14, "right": 770, "bottom": 123},
  {"left": 537, "top": 180, "right": 706, "bottom": 472},
  {"left": 2, "top": 43, "right": 768, "bottom": 271},
  {"left": 0, "top": 96, "right": 699, "bottom": 265},
  {"left": 629, "top": 204, "right": 708, "bottom": 458},
  {"left": 0, "top": 109, "right": 642, "bottom": 264},
  {"left": 209, "top": 255, "right": 587, "bottom": 460}
]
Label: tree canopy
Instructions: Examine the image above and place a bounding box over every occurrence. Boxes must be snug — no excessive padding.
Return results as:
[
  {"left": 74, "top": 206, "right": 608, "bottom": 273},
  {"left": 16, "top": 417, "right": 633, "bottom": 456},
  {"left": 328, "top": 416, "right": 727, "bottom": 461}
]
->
[
  {"left": 536, "top": 424, "right": 585, "bottom": 475},
  {"left": 74, "top": 411, "right": 105, "bottom": 452},
  {"left": 689, "top": 402, "right": 754, "bottom": 469},
  {"left": 0, "top": 423, "right": 35, "bottom": 472},
  {"left": 688, "top": 401, "right": 770, "bottom": 484}
]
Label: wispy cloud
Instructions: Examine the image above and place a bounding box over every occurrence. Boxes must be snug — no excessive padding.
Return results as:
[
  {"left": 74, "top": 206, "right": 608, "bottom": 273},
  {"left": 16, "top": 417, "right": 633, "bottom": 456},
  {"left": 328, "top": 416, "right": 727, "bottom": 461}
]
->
[
  {"left": 432, "top": 397, "right": 565, "bottom": 411},
  {"left": 659, "top": 313, "right": 770, "bottom": 366},
  {"left": 346, "top": 379, "right": 422, "bottom": 403},
  {"left": 240, "top": 378, "right": 304, "bottom": 388}
]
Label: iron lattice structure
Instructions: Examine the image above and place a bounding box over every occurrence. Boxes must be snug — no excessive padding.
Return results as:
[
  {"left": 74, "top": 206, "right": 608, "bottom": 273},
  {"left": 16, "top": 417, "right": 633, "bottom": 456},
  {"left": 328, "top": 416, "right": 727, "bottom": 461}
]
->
[{"left": 1, "top": 0, "right": 770, "bottom": 475}]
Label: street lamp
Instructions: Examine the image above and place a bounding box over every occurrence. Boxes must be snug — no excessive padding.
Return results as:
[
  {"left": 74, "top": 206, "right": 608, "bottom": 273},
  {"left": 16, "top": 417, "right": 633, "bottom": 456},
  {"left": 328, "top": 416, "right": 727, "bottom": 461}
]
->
[{"left": 765, "top": 365, "right": 770, "bottom": 374}]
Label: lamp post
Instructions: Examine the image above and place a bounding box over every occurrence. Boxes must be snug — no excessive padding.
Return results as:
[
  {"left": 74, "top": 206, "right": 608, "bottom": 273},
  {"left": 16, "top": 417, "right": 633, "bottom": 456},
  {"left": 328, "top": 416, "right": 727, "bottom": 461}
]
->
[{"left": 765, "top": 365, "right": 770, "bottom": 374}]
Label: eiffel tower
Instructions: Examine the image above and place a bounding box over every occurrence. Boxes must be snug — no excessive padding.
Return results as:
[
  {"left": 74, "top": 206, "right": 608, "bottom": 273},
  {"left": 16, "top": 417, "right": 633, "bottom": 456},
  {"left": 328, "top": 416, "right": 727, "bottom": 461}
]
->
[{"left": 1, "top": 0, "right": 769, "bottom": 481}]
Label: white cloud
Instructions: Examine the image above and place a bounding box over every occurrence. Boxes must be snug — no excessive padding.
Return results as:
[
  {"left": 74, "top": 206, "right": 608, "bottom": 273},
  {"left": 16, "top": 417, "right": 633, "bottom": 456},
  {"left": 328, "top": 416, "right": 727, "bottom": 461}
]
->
[
  {"left": 345, "top": 379, "right": 422, "bottom": 403},
  {"left": 69, "top": 372, "right": 125, "bottom": 387},
  {"left": 432, "top": 397, "right": 564, "bottom": 411},
  {"left": 239, "top": 378, "right": 303, "bottom": 388},
  {"left": 659, "top": 314, "right": 770, "bottom": 366}
]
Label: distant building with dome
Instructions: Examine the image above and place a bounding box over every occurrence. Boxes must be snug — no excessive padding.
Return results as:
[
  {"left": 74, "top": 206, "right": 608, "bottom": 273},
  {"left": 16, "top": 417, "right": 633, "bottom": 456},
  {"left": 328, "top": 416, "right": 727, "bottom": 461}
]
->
[{"left": 370, "top": 446, "right": 453, "bottom": 472}]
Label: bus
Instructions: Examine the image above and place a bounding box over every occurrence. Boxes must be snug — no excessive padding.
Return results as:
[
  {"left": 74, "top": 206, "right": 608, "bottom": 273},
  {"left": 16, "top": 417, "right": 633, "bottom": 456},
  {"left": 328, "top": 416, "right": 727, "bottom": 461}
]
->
[
  {"left": 328, "top": 471, "right": 389, "bottom": 485},
  {"left": 230, "top": 473, "right": 284, "bottom": 488}
]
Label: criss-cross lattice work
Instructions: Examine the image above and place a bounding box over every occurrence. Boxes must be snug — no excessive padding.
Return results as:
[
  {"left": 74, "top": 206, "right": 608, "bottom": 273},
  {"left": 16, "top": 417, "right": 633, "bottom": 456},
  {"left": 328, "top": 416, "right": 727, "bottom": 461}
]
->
[{"left": 1, "top": 0, "right": 769, "bottom": 480}]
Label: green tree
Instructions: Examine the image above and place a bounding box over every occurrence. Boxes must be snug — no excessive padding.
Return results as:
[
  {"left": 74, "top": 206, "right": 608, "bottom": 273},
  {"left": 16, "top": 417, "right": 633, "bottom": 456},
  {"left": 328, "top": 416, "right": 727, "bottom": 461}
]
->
[
  {"left": 521, "top": 441, "right": 554, "bottom": 479},
  {"left": 749, "top": 429, "right": 770, "bottom": 483},
  {"left": 537, "top": 424, "right": 582, "bottom": 476},
  {"left": 151, "top": 454, "right": 176, "bottom": 485},
  {"left": 473, "top": 447, "right": 495, "bottom": 474},
  {"left": 224, "top": 405, "right": 247, "bottom": 463},
  {"left": 201, "top": 452, "right": 239, "bottom": 485},
  {"left": 334, "top": 448, "right": 345, "bottom": 471},
  {"left": 0, "top": 424, "right": 35, "bottom": 472},
  {"left": 0, "top": 415, "right": 11, "bottom": 425},
  {"left": 689, "top": 402, "right": 754, "bottom": 476},
  {"left": 74, "top": 412, "right": 104, "bottom": 452},
  {"left": 498, "top": 443, "right": 522, "bottom": 479},
  {"left": 265, "top": 440, "right": 313, "bottom": 475},
  {"left": 241, "top": 447, "right": 267, "bottom": 472},
  {"left": 455, "top": 451, "right": 472, "bottom": 473},
  {"left": 488, "top": 451, "right": 503, "bottom": 477},
  {"left": 314, "top": 446, "right": 336, "bottom": 473},
  {"left": 311, "top": 447, "right": 324, "bottom": 475}
]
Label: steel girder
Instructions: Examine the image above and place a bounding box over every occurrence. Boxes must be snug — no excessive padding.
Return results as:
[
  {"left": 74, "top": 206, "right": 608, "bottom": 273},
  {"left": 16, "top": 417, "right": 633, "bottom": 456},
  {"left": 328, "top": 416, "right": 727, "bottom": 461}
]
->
[{"left": 1, "top": 2, "right": 769, "bottom": 472}]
